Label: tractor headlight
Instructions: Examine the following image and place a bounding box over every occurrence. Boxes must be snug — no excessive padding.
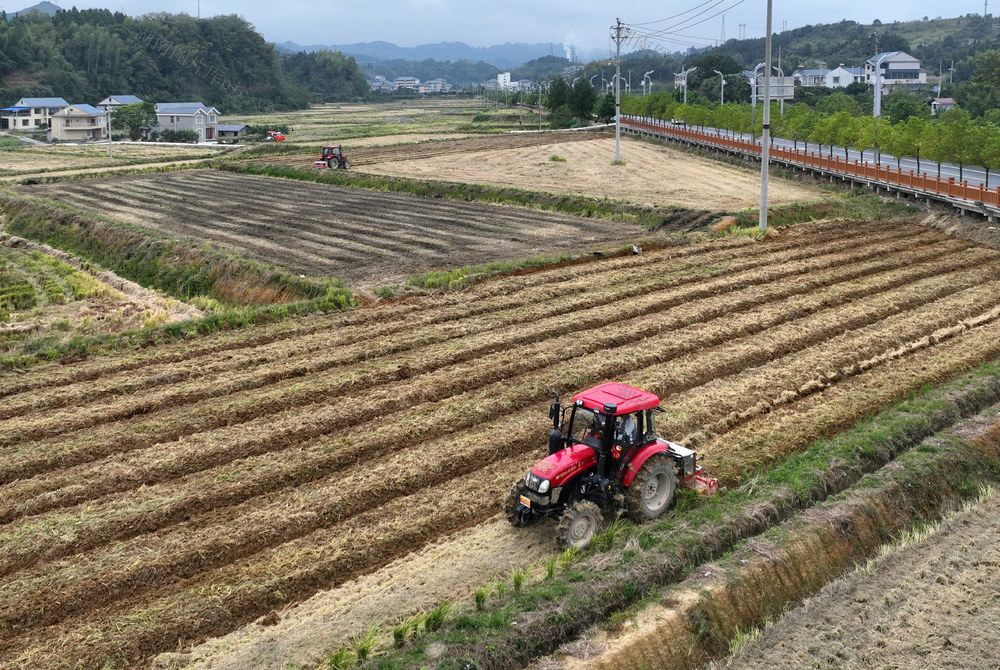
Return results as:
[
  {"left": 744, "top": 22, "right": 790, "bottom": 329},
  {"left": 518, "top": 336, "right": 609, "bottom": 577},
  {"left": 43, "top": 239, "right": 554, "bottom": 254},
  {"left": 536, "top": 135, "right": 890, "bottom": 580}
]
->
[{"left": 525, "top": 472, "right": 551, "bottom": 494}]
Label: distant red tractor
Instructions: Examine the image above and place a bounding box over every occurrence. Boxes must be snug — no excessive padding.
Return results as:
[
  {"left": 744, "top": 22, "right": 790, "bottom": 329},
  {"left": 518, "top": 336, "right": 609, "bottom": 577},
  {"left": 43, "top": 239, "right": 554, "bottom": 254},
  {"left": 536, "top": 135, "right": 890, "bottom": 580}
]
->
[
  {"left": 264, "top": 130, "right": 286, "bottom": 142},
  {"left": 313, "top": 145, "right": 351, "bottom": 170},
  {"left": 506, "top": 383, "right": 718, "bottom": 548}
]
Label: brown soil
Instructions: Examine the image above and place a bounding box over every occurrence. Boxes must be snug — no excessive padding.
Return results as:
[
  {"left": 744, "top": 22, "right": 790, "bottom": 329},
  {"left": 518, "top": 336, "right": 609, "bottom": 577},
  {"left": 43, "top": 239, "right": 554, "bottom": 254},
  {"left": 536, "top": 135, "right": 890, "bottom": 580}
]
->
[
  {"left": 16, "top": 168, "right": 662, "bottom": 288},
  {"left": 723, "top": 490, "right": 1000, "bottom": 669},
  {"left": 2, "top": 221, "right": 1000, "bottom": 668}
]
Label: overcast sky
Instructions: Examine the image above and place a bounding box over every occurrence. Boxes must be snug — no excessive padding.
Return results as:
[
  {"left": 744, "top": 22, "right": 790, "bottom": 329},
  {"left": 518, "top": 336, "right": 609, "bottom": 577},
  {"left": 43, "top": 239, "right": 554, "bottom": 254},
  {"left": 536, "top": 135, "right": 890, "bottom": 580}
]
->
[{"left": 3, "top": 0, "right": 991, "bottom": 55}]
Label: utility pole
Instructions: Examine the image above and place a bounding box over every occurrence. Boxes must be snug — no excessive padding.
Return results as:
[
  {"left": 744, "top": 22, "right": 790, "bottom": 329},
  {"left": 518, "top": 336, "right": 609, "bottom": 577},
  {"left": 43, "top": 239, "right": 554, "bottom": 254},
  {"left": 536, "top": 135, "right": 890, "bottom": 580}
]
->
[
  {"left": 872, "top": 32, "right": 883, "bottom": 117},
  {"left": 611, "top": 18, "right": 628, "bottom": 163},
  {"left": 106, "top": 107, "right": 112, "bottom": 162},
  {"left": 759, "top": 0, "right": 773, "bottom": 233},
  {"left": 537, "top": 87, "right": 542, "bottom": 130}
]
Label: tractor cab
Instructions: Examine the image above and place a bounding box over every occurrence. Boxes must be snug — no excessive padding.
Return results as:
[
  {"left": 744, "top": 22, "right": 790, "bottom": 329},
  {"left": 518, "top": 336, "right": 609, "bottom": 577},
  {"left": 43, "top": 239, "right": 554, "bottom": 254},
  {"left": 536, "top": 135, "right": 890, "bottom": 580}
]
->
[
  {"left": 561, "top": 383, "right": 660, "bottom": 455},
  {"left": 507, "top": 383, "right": 718, "bottom": 549}
]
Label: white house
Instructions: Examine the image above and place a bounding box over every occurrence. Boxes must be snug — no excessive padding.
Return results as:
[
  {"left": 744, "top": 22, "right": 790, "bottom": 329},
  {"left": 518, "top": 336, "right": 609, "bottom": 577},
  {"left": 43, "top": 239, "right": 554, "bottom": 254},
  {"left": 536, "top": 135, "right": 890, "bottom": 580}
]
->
[
  {"left": 931, "top": 97, "right": 956, "bottom": 116},
  {"left": 866, "top": 51, "right": 927, "bottom": 89},
  {"left": 825, "top": 65, "right": 865, "bottom": 88},
  {"left": 96, "top": 95, "right": 144, "bottom": 112},
  {"left": 792, "top": 67, "right": 829, "bottom": 87},
  {"left": 0, "top": 97, "right": 69, "bottom": 130},
  {"left": 394, "top": 76, "right": 420, "bottom": 90},
  {"left": 48, "top": 104, "right": 107, "bottom": 142},
  {"left": 497, "top": 72, "right": 512, "bottom": 90},
  {"left": 154, "top": 102, "right": 220, "bottom": 142},
  {"left": 418, "top": 78, "right": 449, "bottom": 93}
]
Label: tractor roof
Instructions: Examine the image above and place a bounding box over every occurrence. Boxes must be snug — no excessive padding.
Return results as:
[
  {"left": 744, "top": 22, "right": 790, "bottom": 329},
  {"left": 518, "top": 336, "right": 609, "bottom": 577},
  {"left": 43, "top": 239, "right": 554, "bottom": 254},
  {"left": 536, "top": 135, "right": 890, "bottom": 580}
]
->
[{"left": 572, "top": 383, "right": 659, "bottom": 415}]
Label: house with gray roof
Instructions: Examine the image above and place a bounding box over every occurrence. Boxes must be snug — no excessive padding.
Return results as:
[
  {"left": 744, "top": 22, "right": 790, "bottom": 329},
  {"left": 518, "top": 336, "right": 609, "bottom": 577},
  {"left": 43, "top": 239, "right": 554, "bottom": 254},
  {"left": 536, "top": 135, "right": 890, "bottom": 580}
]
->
[
  {"left": 825, "top": 65, "right": 865, "bottom": 88},
  {"left": 154, "top": 102, "right": 221, "bottom": 142},
  {"left": 0, "top": 97, "right": 69, "bottom": 130},
  {"left": 792, "top": 67, "right": 829, "bottom": 87},
  {"left": 96, "top": 95, "right": 144, "bottom": 112},
  {"left": 865, "top": 52, "right": 927, "bottom": 89},
  {"left": 49, "top": 104, "right": 107, "bottom": 142}
]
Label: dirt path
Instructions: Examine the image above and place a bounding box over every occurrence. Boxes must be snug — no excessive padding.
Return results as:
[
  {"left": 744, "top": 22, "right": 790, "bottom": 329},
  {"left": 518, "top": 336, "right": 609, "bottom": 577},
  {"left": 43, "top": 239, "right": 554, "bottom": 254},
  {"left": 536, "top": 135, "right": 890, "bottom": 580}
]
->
[{"left": 169, "top": 518, "right": 556, "bottom": 670}]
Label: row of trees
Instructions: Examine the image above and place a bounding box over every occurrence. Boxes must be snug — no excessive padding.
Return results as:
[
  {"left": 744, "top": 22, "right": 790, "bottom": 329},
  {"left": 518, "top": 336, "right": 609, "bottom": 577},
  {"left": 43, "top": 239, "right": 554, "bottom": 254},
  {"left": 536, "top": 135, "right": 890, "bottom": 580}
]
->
[{"left": 621, "top": 94, "right": 1000, "bottom": 186}]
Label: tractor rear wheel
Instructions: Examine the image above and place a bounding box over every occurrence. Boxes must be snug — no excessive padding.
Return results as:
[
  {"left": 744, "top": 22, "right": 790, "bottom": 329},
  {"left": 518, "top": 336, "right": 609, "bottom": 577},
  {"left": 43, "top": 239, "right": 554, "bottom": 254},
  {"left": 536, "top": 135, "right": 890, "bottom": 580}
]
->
[
  {"left": 626, "top": 455, "right": 676, "bottom": 522},
  {"left": 504, "top": 481, "right": 530, "bottom": 527},
  {"left": 556, "top": 500, "right": 603, "bottom": 549}
]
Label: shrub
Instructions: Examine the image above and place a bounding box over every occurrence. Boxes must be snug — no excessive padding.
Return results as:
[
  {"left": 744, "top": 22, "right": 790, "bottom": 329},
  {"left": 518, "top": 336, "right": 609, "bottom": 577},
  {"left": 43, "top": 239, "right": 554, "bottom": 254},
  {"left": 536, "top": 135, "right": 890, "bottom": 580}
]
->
[{"left": 159, "top": 129, "right": 200, "bottom": 143}]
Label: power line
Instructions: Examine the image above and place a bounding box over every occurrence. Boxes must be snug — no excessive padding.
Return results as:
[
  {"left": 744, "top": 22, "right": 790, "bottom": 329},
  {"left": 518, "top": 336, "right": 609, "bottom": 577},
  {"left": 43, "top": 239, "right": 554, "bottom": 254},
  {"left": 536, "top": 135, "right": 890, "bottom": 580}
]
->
[{"left": 626, "top": 0, "right": 748, "bottom": 48}]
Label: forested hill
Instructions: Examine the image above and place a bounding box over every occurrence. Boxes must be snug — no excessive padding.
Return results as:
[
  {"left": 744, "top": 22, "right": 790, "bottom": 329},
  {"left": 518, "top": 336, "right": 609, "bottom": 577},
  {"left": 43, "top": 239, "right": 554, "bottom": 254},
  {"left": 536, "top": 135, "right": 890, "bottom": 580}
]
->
[{"left": 0, "top": 9, "right": 369, "bottom": 112}]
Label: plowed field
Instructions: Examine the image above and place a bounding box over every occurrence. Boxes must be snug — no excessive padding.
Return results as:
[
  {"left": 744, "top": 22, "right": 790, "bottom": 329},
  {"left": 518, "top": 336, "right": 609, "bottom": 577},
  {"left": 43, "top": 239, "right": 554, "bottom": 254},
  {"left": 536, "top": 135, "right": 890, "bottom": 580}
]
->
[
  {"left": 17, "top": 170, "right": 653, "bottom": 288},
  {"left": 249, "top": 131, "right": 606, "bottom": 167},
  {"left": 4, "top": 220, "right": 1000, "bottom": 669}
]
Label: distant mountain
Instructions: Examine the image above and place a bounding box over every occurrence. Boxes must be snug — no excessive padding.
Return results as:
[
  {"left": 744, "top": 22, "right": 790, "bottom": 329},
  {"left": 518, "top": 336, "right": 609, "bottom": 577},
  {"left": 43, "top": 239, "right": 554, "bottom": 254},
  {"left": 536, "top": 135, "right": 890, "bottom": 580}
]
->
[
  {"left": 276, "top": 40, "right": 565, "bottom": 69},
  {"left": 13, "top": 1, "right": 60, "bottom": 17}
]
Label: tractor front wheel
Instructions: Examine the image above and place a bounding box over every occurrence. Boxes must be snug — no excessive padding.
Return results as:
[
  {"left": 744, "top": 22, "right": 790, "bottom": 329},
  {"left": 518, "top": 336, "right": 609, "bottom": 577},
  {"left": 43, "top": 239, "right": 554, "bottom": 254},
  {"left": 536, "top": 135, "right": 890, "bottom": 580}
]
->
[
  {"left": 626, "top": 455, "right": 676, "bottom": 522},
  {"left": 556, "top": 500, "right": 603, "bottom": 549},
  {"left": 343, "top": 159, "right": 351, "bottom": 169}
]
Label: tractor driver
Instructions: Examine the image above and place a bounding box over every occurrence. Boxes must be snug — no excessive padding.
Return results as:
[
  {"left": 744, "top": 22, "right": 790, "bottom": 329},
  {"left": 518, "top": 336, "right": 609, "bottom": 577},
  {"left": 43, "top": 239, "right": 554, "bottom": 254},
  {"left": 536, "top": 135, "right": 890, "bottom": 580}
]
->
[{"left": 612, "top": 414, "right": 638, "bottom": 459}]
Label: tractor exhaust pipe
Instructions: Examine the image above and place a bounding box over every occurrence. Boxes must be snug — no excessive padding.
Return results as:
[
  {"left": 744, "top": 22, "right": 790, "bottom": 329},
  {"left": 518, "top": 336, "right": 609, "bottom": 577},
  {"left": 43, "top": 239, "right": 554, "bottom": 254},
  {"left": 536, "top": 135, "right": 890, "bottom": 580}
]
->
[{"left": 548, "top": 390, "right": 560, "bottom": 429}]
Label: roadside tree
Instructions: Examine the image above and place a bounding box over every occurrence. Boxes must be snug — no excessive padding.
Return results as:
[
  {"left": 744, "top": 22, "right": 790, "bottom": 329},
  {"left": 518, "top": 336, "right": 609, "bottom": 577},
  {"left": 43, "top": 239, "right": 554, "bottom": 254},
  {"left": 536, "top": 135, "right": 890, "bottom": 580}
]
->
[{"left": 111, "top": 101, "right": 157, "bottom": 141}]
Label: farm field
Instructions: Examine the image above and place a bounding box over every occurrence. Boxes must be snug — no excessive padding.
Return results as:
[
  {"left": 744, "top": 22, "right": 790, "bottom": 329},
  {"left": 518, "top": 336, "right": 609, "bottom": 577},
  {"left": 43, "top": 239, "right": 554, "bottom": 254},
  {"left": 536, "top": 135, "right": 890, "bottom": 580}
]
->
[
  {"left": 0, "top": 142, "right": 225, "bottom": 175},
  {"left": 248, "top": 130, "right": 606, "bottom": 164},
  {"left": 247, "top": 132, "right": 826, "bottom": 211},
  {"left": 0, "top": 235, "right": 199, "bottom": 364},
  {"left": 4, "top": 219, "right": 1000, "bottom": 668},
  {"left": 724, "top": 487, "right": 1000, "bottom": 670},
  {"left": 16, "top": 169, "right": 661, "bottom": 288},
  {"left": 353, "top": 136, "right": 825, "bottom": 210},
  {"left": 223, "top": 98, "right": 503, "bottom": 144}
]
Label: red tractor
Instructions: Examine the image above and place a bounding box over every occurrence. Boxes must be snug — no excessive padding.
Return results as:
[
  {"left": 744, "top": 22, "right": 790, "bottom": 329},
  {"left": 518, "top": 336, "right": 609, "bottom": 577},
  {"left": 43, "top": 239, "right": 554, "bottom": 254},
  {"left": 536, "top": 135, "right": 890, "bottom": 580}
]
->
[
  {"left": 264, "top": 130, "right": 286, "bottom": 142},
  {"left": 506, "top": 383, "right": 718, "bottom": 548},
  {"left": 313, "top": 145, "right": 351, "bottom": 170}
]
